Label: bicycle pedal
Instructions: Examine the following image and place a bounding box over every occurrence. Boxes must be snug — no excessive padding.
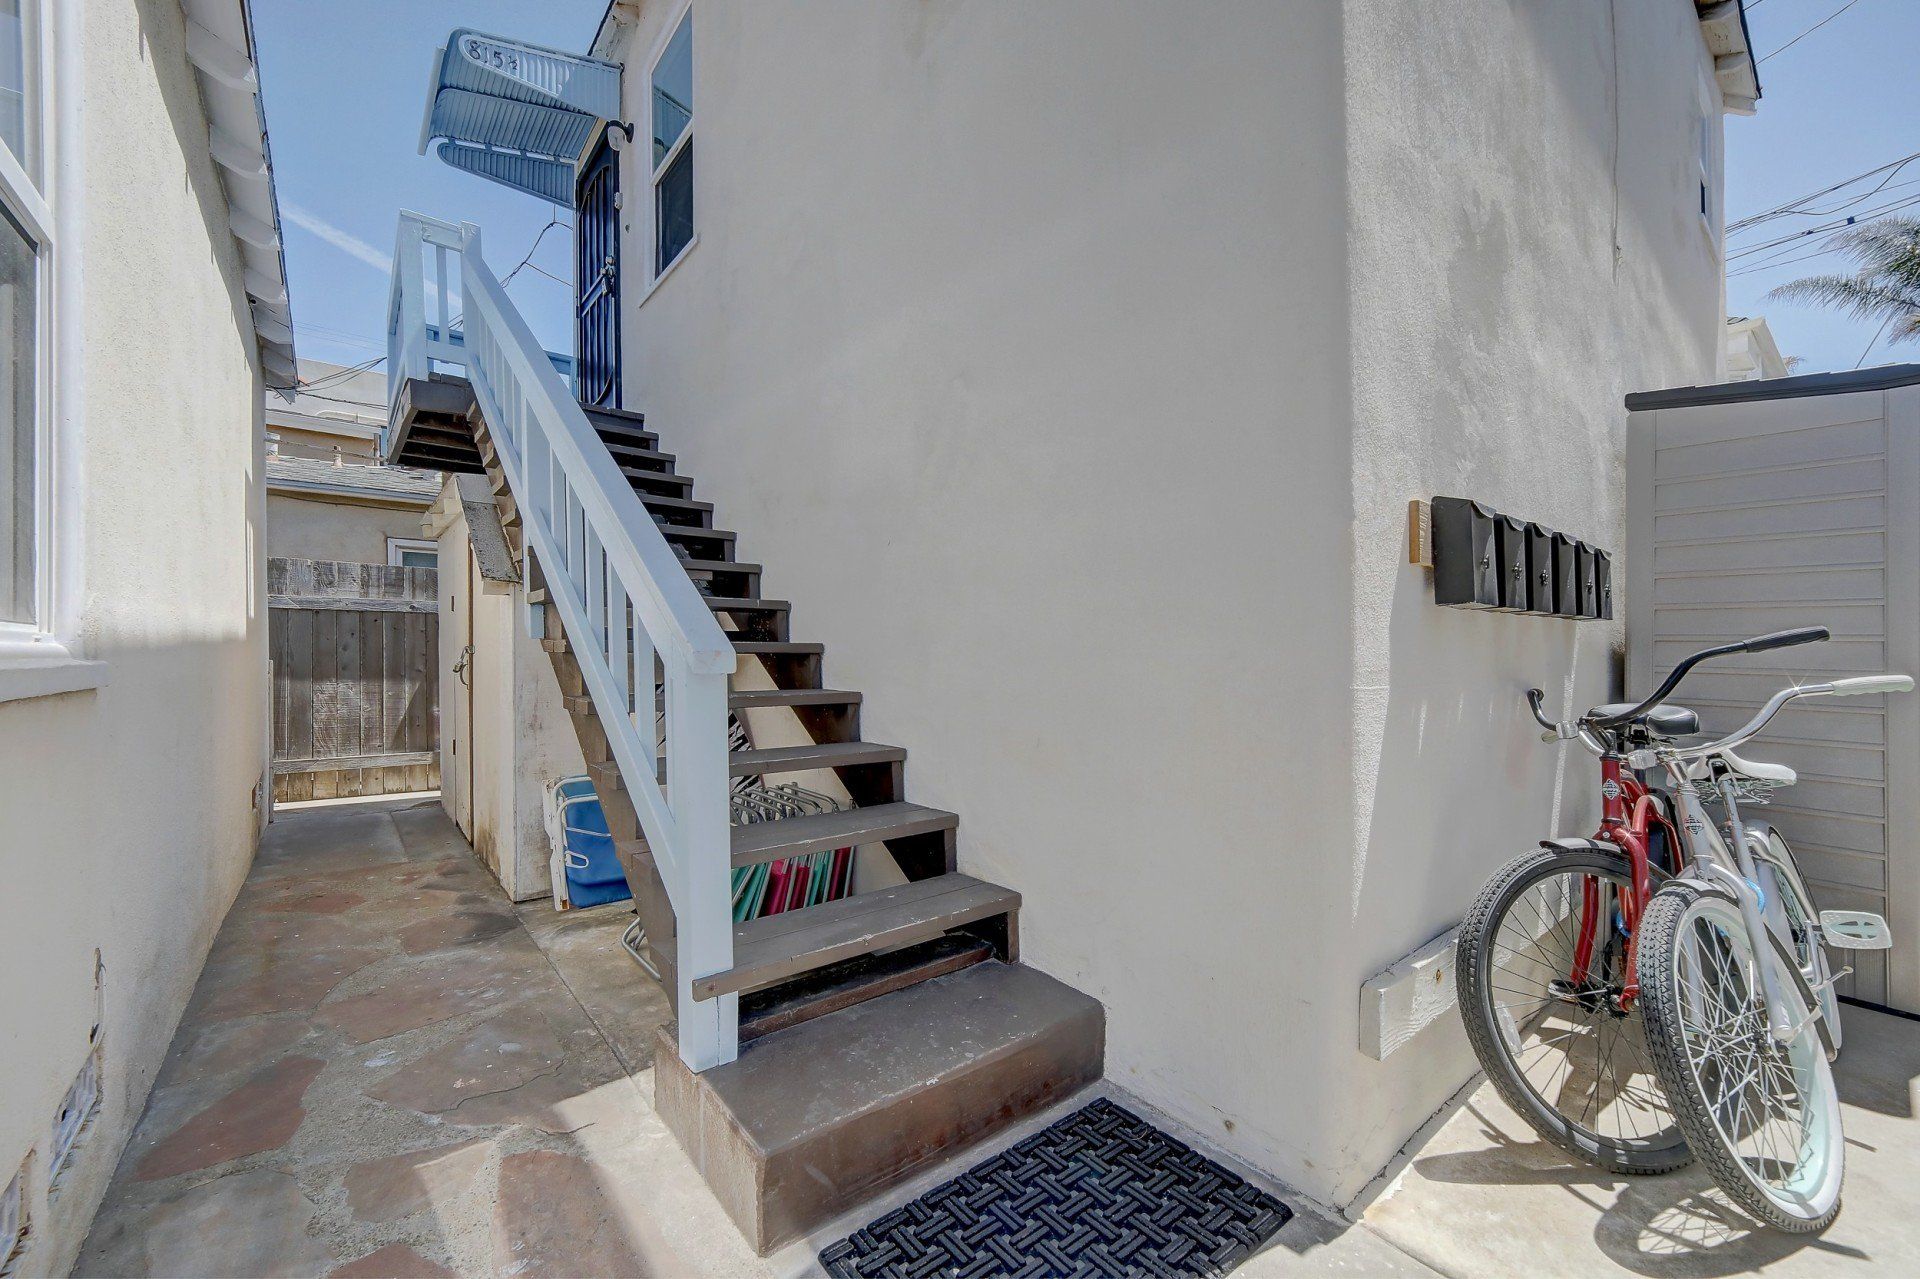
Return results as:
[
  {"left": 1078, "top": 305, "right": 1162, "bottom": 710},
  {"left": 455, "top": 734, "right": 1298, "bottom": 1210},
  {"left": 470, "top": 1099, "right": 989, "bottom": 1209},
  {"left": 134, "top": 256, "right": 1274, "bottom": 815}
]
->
[{"left": 1820, "top": 909, "right": 1893, "bottom": 951}]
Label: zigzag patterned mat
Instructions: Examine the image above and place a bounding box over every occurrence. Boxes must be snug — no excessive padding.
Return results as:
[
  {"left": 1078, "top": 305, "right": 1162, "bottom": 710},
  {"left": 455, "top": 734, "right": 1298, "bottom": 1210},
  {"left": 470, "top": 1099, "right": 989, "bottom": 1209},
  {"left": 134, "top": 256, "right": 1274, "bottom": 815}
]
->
[{"left": 819, "top": 1098, "right": 1292, "bottom": 1278}]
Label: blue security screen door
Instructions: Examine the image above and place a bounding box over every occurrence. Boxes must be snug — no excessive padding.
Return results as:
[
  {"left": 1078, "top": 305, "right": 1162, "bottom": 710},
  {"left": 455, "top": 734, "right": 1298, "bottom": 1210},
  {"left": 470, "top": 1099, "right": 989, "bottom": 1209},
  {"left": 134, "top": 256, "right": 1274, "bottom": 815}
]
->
[{"left": 574, "top": 127, "right": 621, "bottom": 409}]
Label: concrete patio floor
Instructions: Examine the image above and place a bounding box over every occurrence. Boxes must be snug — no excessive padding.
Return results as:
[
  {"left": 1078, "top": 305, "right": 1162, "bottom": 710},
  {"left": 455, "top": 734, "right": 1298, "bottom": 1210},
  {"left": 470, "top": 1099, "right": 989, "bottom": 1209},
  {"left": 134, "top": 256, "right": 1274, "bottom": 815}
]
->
[
  {"left": 1358, "top": 1001, "right": 1920, "bottom": 1277},
  {"left": 73, "top": 796, "right": 1920, "bottom": 1278}
]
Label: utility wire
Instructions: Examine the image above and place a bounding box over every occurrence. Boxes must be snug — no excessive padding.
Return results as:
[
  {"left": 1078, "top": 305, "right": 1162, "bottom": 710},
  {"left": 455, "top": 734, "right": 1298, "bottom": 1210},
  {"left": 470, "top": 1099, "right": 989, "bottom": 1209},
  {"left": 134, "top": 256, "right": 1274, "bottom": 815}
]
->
[
  {"left": 1728, "top": 150, "right": 1920, "bottom": 233},
  {"left": 1758, "top": 0, "right": 1866, "bottom": 64},
  {"left": 1854, "top": 316, "right": 1895, "bottom": 369}
]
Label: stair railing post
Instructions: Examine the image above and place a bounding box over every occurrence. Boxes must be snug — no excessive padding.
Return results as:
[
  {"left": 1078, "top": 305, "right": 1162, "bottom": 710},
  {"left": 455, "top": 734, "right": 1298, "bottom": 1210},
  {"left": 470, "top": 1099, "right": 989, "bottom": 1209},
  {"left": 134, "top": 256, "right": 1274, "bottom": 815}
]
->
[{"left": 665, "top": 666, "right": 739, "bottom": 1070}]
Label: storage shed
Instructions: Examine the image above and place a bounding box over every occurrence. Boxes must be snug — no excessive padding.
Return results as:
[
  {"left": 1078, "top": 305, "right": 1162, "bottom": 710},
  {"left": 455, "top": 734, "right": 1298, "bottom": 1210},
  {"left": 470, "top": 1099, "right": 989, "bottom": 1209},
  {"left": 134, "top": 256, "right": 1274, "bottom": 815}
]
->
[{"left": 1626, "top": 365, "right": 1920, "bottom": 1012}]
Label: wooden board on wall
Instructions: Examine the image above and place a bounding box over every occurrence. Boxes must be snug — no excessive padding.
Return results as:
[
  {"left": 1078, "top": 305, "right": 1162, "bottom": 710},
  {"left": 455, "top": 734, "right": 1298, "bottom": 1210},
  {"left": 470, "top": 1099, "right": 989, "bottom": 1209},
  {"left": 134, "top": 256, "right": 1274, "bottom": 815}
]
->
[{"left": 270, "top": 558, "right": 442, "bottom": 803}]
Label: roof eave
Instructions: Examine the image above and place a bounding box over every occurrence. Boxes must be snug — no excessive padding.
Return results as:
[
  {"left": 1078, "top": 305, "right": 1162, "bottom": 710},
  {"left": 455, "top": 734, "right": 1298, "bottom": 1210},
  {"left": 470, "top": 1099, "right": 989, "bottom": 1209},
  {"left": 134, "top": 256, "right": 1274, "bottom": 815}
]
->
[
  {"left": 1697, "top": 1, "right": 1762, "bottom": 115},
  {"left": 182, "top": 0, "right": 297, "bottom": 387}
]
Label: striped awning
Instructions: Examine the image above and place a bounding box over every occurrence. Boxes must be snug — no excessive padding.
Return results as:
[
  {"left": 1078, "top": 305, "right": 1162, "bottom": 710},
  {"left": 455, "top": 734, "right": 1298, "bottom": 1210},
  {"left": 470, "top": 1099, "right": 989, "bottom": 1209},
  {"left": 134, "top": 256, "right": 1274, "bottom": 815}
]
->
[{"left": 418, "top": 29, "right": 622, "bottom": 203}]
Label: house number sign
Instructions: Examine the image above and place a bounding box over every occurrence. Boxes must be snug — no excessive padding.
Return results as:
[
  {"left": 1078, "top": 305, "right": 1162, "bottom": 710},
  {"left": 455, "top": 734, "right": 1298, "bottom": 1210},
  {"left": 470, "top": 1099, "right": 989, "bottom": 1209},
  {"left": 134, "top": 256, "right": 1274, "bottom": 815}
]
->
[{"left": 462, "top": 37, "right": 523, "bottom": 77}]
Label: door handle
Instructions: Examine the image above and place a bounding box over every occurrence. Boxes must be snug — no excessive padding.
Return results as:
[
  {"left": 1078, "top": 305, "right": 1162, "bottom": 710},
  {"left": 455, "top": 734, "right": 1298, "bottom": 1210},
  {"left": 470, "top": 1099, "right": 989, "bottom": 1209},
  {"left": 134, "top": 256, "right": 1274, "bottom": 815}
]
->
[{"left": 453, "top": 644, "right": 474, "bottom": 687}]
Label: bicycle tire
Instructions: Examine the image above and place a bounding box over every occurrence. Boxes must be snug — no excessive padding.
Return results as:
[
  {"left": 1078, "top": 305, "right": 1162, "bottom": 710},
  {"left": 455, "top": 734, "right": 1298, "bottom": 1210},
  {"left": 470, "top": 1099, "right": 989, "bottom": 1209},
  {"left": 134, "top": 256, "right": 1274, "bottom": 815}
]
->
[
  {"left": 1636, "top": 880, "right": 1844, "bottom": 1233},
  {"left": 1455, "top": 846, "right": 1692, "bottom": 1174}
]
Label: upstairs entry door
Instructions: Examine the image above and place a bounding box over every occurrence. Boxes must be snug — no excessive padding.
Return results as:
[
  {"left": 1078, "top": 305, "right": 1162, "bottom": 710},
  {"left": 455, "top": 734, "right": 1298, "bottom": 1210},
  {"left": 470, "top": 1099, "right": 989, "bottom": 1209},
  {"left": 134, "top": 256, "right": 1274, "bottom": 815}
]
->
[{"left": 575, "top": 127, "right": 622, "bottom": 408}]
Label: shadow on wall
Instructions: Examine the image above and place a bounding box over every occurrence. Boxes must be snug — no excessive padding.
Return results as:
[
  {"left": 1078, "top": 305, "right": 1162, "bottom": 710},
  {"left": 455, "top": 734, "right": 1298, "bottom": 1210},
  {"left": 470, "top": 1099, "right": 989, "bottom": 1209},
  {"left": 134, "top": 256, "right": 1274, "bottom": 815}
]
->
[
  {"left": 1314, "top": 541, "right": 1617, "bottom": 1204},
  {"left": 132, "top": 0, "right": 258, "bottom": 363}
]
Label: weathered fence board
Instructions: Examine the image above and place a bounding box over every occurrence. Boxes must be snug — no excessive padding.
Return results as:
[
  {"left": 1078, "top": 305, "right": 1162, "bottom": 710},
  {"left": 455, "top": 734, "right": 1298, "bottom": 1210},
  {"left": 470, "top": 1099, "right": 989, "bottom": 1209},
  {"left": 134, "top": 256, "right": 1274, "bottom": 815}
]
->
[{"left": 270, "top": 558, "right": 441, "bottom": 802}]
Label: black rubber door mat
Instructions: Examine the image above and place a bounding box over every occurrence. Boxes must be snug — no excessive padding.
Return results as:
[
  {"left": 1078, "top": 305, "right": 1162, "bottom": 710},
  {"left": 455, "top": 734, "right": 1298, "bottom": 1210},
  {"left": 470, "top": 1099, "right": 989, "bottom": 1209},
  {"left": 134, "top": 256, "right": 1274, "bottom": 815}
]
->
[{"left": 819, "top": 1098, "right": 1292, "bottom": 1278}]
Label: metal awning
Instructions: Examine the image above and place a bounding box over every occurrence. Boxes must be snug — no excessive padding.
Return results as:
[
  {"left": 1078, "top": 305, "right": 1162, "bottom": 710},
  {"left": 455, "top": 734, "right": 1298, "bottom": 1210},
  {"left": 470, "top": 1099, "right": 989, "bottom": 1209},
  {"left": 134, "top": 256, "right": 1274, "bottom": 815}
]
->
[{"left": 418, "top": 29, "right": 622, "bottom": 204}]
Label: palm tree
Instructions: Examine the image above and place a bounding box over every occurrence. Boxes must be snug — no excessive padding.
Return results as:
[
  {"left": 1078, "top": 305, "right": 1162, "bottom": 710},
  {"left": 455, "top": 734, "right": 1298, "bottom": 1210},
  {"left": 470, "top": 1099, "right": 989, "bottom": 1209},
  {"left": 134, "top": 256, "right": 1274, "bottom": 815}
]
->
[{"left": 1767, "top": 217, "right": 1920, "bottom": 346}]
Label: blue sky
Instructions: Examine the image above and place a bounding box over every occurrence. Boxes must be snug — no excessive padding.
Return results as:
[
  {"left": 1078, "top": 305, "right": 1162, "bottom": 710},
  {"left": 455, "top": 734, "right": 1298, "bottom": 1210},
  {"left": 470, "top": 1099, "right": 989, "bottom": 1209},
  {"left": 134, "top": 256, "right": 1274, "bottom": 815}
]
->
[
  {"left": 256, "top": 1, "right": 1916, "bottom": 386},
  {"left": 255, "top": 0, "right": 605, "bottom": 378},
  {"left": 1726, "top": 0, "right": 1920, "bottom": 372}
]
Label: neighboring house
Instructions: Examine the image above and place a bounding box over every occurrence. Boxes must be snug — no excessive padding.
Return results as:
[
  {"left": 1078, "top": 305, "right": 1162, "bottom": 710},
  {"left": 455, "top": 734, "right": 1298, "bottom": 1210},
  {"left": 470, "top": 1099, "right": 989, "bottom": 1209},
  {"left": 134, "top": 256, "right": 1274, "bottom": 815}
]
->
[
  {"left": 266, "top": 360, "right": 440, "bottom": 567},
  {"left": 1726, "top": 313, "right": 1792, "bottom": 381},
  {"left": 0, "top": 0, "right": 289, "bottom": 1272},
  {"left": 392, "top": 0, "right": 1761, "bottom": 1245}
]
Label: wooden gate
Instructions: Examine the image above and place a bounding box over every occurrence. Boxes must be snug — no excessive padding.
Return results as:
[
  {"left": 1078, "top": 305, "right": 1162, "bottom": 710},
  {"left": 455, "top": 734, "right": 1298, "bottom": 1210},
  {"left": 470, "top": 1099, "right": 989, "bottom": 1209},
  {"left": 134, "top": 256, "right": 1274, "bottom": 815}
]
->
[{"left": 270, "top": 558, "right": 441, "bottom": 802}]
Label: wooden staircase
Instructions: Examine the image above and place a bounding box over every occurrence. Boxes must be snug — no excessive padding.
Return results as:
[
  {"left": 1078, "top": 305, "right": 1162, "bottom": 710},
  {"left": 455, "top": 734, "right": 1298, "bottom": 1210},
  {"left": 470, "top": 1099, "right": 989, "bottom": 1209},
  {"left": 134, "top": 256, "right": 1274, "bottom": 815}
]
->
[
  {"left": 399, "top": 392, "right": 1034, "bottom": 1037},
  {"left": 382, "top": 216, "right": 1097, "bottom": 1252}
]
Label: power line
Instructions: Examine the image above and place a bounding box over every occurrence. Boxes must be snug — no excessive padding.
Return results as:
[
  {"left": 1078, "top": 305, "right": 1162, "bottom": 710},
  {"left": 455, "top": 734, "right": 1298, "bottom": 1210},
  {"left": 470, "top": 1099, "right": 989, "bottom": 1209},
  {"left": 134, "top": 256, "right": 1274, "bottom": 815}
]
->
[
  {"left": 1758, "top": 0, "right": 1866, "bottom": 64},
  {"left": 1728, "top": 150, "right": 1920, "bottom": 233},
  {"left": 1854, "top": 316, "right": 1895, "bottom": 369}
]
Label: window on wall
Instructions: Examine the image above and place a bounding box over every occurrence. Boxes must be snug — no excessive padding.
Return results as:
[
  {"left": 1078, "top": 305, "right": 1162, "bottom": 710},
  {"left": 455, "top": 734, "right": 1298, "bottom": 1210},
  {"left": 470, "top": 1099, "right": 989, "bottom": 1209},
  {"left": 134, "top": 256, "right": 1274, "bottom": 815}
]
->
[
  {"left": 650, "top": 8, "right": 693, "bottom": 275},
  {"left": 0, "top": 0, "right": 45, "bottom": 636},
  {"left": 1697, "top": 115, "right": 1712, "bottom": 225},
  {"left": 387, "top": 538, "right": 438, "bottom": 571}
]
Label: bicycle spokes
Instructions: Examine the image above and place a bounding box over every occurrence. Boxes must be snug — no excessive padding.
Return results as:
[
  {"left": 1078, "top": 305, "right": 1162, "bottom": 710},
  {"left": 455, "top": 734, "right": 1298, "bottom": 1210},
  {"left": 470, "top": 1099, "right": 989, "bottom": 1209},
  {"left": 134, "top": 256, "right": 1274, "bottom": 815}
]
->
[{"left": 1488, "top": 866, "right": 1674, "bottom": 1144}]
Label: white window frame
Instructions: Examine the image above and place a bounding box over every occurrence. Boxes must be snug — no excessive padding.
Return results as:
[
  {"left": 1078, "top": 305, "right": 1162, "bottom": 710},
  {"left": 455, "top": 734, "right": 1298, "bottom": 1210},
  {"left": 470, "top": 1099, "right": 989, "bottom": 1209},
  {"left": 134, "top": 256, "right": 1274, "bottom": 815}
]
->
[
  {"left": 1696, "top": 76, "right": 1719, "bottom": 246},
  {"left": 643, "top": 2, "right": 696, "bottom": 292},
  {"left": 386, "top": 537, "right": 438, "bottom": 568},
  {"left": 0, "top": 0, "right": 96, "bottom": 703}
]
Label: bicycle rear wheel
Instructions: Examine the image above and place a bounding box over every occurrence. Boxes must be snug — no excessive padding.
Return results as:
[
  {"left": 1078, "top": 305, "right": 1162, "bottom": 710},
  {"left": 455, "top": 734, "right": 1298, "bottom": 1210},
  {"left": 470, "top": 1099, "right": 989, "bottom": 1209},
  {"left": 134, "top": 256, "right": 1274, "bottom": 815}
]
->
[
  {"left": 1455, "top": 847, "right": 1690, "bottom": 1174},
  {"left": 1636, "top": 881, "right": 1844, "bottom": 1232}
]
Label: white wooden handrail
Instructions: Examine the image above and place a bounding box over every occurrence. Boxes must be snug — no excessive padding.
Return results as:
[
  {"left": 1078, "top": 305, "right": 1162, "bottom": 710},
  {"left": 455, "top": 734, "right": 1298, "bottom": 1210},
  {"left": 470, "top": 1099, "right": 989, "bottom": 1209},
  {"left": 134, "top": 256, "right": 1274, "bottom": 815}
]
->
[{"left": 387, "top": 211, "right": 741, "bottom": 1070}]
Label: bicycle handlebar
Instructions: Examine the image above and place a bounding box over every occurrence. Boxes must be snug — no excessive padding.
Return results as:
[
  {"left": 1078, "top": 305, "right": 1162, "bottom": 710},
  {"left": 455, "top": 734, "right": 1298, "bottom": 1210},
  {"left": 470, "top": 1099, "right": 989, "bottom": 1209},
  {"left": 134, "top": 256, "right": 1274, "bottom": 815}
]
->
[{"left": 1527, "top": 626, "right": 1832, "bottom": 737}]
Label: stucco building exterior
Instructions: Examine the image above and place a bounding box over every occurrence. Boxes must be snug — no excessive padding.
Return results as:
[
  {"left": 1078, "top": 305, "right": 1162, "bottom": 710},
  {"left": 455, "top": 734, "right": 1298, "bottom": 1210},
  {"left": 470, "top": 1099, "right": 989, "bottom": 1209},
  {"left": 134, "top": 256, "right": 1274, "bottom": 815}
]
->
[
  {"left": 265, "top": 360, "right": 440, "bottom": 566},
  {"left": 0, "top": 1, "right": 290, "bottom": 1270},
  {"left": 520, "top": 0, "right": 1751, "bottom": 1207}
]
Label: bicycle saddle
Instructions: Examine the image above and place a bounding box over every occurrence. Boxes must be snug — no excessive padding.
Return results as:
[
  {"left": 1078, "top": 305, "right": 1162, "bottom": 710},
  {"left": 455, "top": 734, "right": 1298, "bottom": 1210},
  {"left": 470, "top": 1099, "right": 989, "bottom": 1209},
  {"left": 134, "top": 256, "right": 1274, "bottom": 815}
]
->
[
  {"left": 1722, "top": 750, "right": 1796, "bottom": 785},
  {"left": 1586, "top": 702, "right": 1699, "bottom": 737}
]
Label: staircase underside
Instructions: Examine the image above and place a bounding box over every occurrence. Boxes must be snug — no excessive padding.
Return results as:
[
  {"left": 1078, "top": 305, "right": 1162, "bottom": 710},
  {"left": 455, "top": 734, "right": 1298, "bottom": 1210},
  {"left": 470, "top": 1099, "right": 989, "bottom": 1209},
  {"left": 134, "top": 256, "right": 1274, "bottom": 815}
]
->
[{"left": 390, "top": 379, "right": 1104, "bottom": 1250}]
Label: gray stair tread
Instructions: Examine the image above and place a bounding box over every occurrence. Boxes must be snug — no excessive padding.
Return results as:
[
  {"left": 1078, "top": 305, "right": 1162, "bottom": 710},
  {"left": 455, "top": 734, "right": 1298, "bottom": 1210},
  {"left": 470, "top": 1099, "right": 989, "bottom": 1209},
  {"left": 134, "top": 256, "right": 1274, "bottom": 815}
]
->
[
  {"left": 681, "top": 558, "right": 759, "bottom": 575},
  {"left": 707, "top": 597, "right": 788, "bottom": 614},
  {"left": 730, "top": 688, "right": 860, "bottom": 709},
  {"left": 730, "top": 801, "right": 957, "bottom": 868},
  {"left": 643, "top": 494, "right": 713, "bottom": 515},
  {"left": 608, "top": 445, "right": 677, "bottom": 466},
  {"left": 697, "top": 873, "right": 1019, "bottom": 998},
  {"left": 733, "top": 641, "right": 823, "bottom": 655},
  {"left": 731, "top": 741, "right": 903, "bottom": 777}
]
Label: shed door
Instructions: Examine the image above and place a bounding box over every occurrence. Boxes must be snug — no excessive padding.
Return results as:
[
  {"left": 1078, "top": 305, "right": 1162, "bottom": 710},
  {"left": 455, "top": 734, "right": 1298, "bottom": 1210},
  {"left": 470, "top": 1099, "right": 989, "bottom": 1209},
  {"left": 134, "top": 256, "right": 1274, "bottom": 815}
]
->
[
  {"left": 574, "top": 127, "right": 622, "bottom": 409},
  {"left": 1628, "top": 386, "right": 1920, "bottom": 1012}
]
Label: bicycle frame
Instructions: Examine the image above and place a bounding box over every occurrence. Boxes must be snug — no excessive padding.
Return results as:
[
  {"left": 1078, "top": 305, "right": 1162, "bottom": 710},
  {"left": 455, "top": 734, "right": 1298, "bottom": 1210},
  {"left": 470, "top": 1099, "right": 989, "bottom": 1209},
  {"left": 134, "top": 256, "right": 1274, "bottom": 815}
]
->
[{"left": 1570, "top": 756, "right": 1683, "bottom": 1007}]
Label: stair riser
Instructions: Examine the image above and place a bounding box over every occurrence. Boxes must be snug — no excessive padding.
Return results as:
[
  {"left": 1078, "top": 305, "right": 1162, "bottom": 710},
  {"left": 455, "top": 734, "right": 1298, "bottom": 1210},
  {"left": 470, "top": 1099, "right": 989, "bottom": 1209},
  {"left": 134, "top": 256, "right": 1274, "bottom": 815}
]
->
[
  {"left": 690, "top": 566, "right": 759, "bottom": 597},
  {"left": 646, "top": 500, "right": 714, "bottom": 529},
  {"left": 714, "top": 608, "right": 788, "bottom": 643},
  {"left": 664, "top": 529, "right": 735, "bottom": 560},
  {"left": 741, "top": 648, "right": 822, "bottom": 691},
  {"left": 625, "top": 471, "right": 695, "bottom": 497}
]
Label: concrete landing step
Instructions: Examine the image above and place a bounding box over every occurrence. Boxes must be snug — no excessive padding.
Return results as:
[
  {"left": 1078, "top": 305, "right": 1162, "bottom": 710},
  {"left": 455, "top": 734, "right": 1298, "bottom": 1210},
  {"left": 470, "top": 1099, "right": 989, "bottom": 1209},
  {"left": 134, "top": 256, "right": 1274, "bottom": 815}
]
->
[{"left": 655, "top": 959, "right": 1104, "bottom": 1254}]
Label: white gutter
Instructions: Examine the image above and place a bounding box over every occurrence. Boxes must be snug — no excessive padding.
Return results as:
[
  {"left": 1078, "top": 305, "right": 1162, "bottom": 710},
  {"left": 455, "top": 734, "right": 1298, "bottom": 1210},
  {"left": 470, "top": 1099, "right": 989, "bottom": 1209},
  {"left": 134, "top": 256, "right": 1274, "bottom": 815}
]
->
[{"left": 181, "top": 0, "right": 298, "bottom": 390}]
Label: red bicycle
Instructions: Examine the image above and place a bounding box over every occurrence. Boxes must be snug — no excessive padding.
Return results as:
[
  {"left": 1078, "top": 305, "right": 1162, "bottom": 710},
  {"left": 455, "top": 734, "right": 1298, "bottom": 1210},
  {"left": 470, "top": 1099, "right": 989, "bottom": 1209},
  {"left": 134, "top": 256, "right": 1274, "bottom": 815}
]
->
[{"left": 1452, "top": 627, "right": 1830, "bottom": 1175}]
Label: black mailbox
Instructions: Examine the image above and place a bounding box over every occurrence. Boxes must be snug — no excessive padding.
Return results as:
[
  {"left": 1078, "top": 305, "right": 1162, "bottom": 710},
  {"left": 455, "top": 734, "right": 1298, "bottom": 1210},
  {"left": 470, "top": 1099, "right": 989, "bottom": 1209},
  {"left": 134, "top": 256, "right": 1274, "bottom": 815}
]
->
[
  {"left": 1494, "top": 514, "right": 1530, "bottom": 611},
  {"left": 1551, "top": 531, "right": 1579, "bottom": 617},
  {"left": 1431, "top": 497, "right": 1500, "bottom": 608},
  {"left": 1576, "top": 542, "right": 1600, "bottom": 618},
  {"left": 1526, "top": 522, "right": 1555, "bottom": 614},
  {"left": 1595, "top": 550, "right": 1614, "bottom": 620}
]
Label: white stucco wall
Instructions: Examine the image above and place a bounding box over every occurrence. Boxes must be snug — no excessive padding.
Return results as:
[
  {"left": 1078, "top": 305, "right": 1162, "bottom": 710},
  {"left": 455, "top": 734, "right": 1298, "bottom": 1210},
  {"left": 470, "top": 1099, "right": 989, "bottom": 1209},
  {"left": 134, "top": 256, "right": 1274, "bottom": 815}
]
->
[
  {"left": 0, "top": 0, "right": 269, "bottom": 1269},
  {"left": 1328, "top": 0, "right": 1725, "bottom": 1202},
  {"left": 600, "top": 0, "right": 1724, "bottom": 1208},
  {"left": 432, "top": 488, "right": 583, "bottom": 902}
]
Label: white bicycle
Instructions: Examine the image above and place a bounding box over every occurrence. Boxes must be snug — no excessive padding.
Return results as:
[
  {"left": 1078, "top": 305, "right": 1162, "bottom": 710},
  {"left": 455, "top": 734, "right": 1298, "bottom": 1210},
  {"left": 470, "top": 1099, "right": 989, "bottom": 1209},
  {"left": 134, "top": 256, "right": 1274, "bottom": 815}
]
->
[{"left": 1528, "top": 626, "right": 1907, "bottom": 1232}]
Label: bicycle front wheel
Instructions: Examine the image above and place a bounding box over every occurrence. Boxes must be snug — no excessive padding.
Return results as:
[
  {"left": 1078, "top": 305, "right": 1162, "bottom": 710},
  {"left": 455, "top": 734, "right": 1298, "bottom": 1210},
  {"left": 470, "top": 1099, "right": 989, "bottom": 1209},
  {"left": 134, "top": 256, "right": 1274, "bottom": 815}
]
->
[
  {"left": 1455, "top": 847, "right": 1690, "bottom": 1174},
  {"left": 1637, "top": 881, "right": 1844, "bottom": 1233}
]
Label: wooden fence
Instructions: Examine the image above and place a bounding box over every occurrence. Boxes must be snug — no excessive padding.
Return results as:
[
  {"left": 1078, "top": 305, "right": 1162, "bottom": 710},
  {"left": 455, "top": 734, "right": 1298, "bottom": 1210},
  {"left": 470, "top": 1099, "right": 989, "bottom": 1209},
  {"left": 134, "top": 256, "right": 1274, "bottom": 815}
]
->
[{"left": 269, "top": 558, "right": 440, "bottom": 802}]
